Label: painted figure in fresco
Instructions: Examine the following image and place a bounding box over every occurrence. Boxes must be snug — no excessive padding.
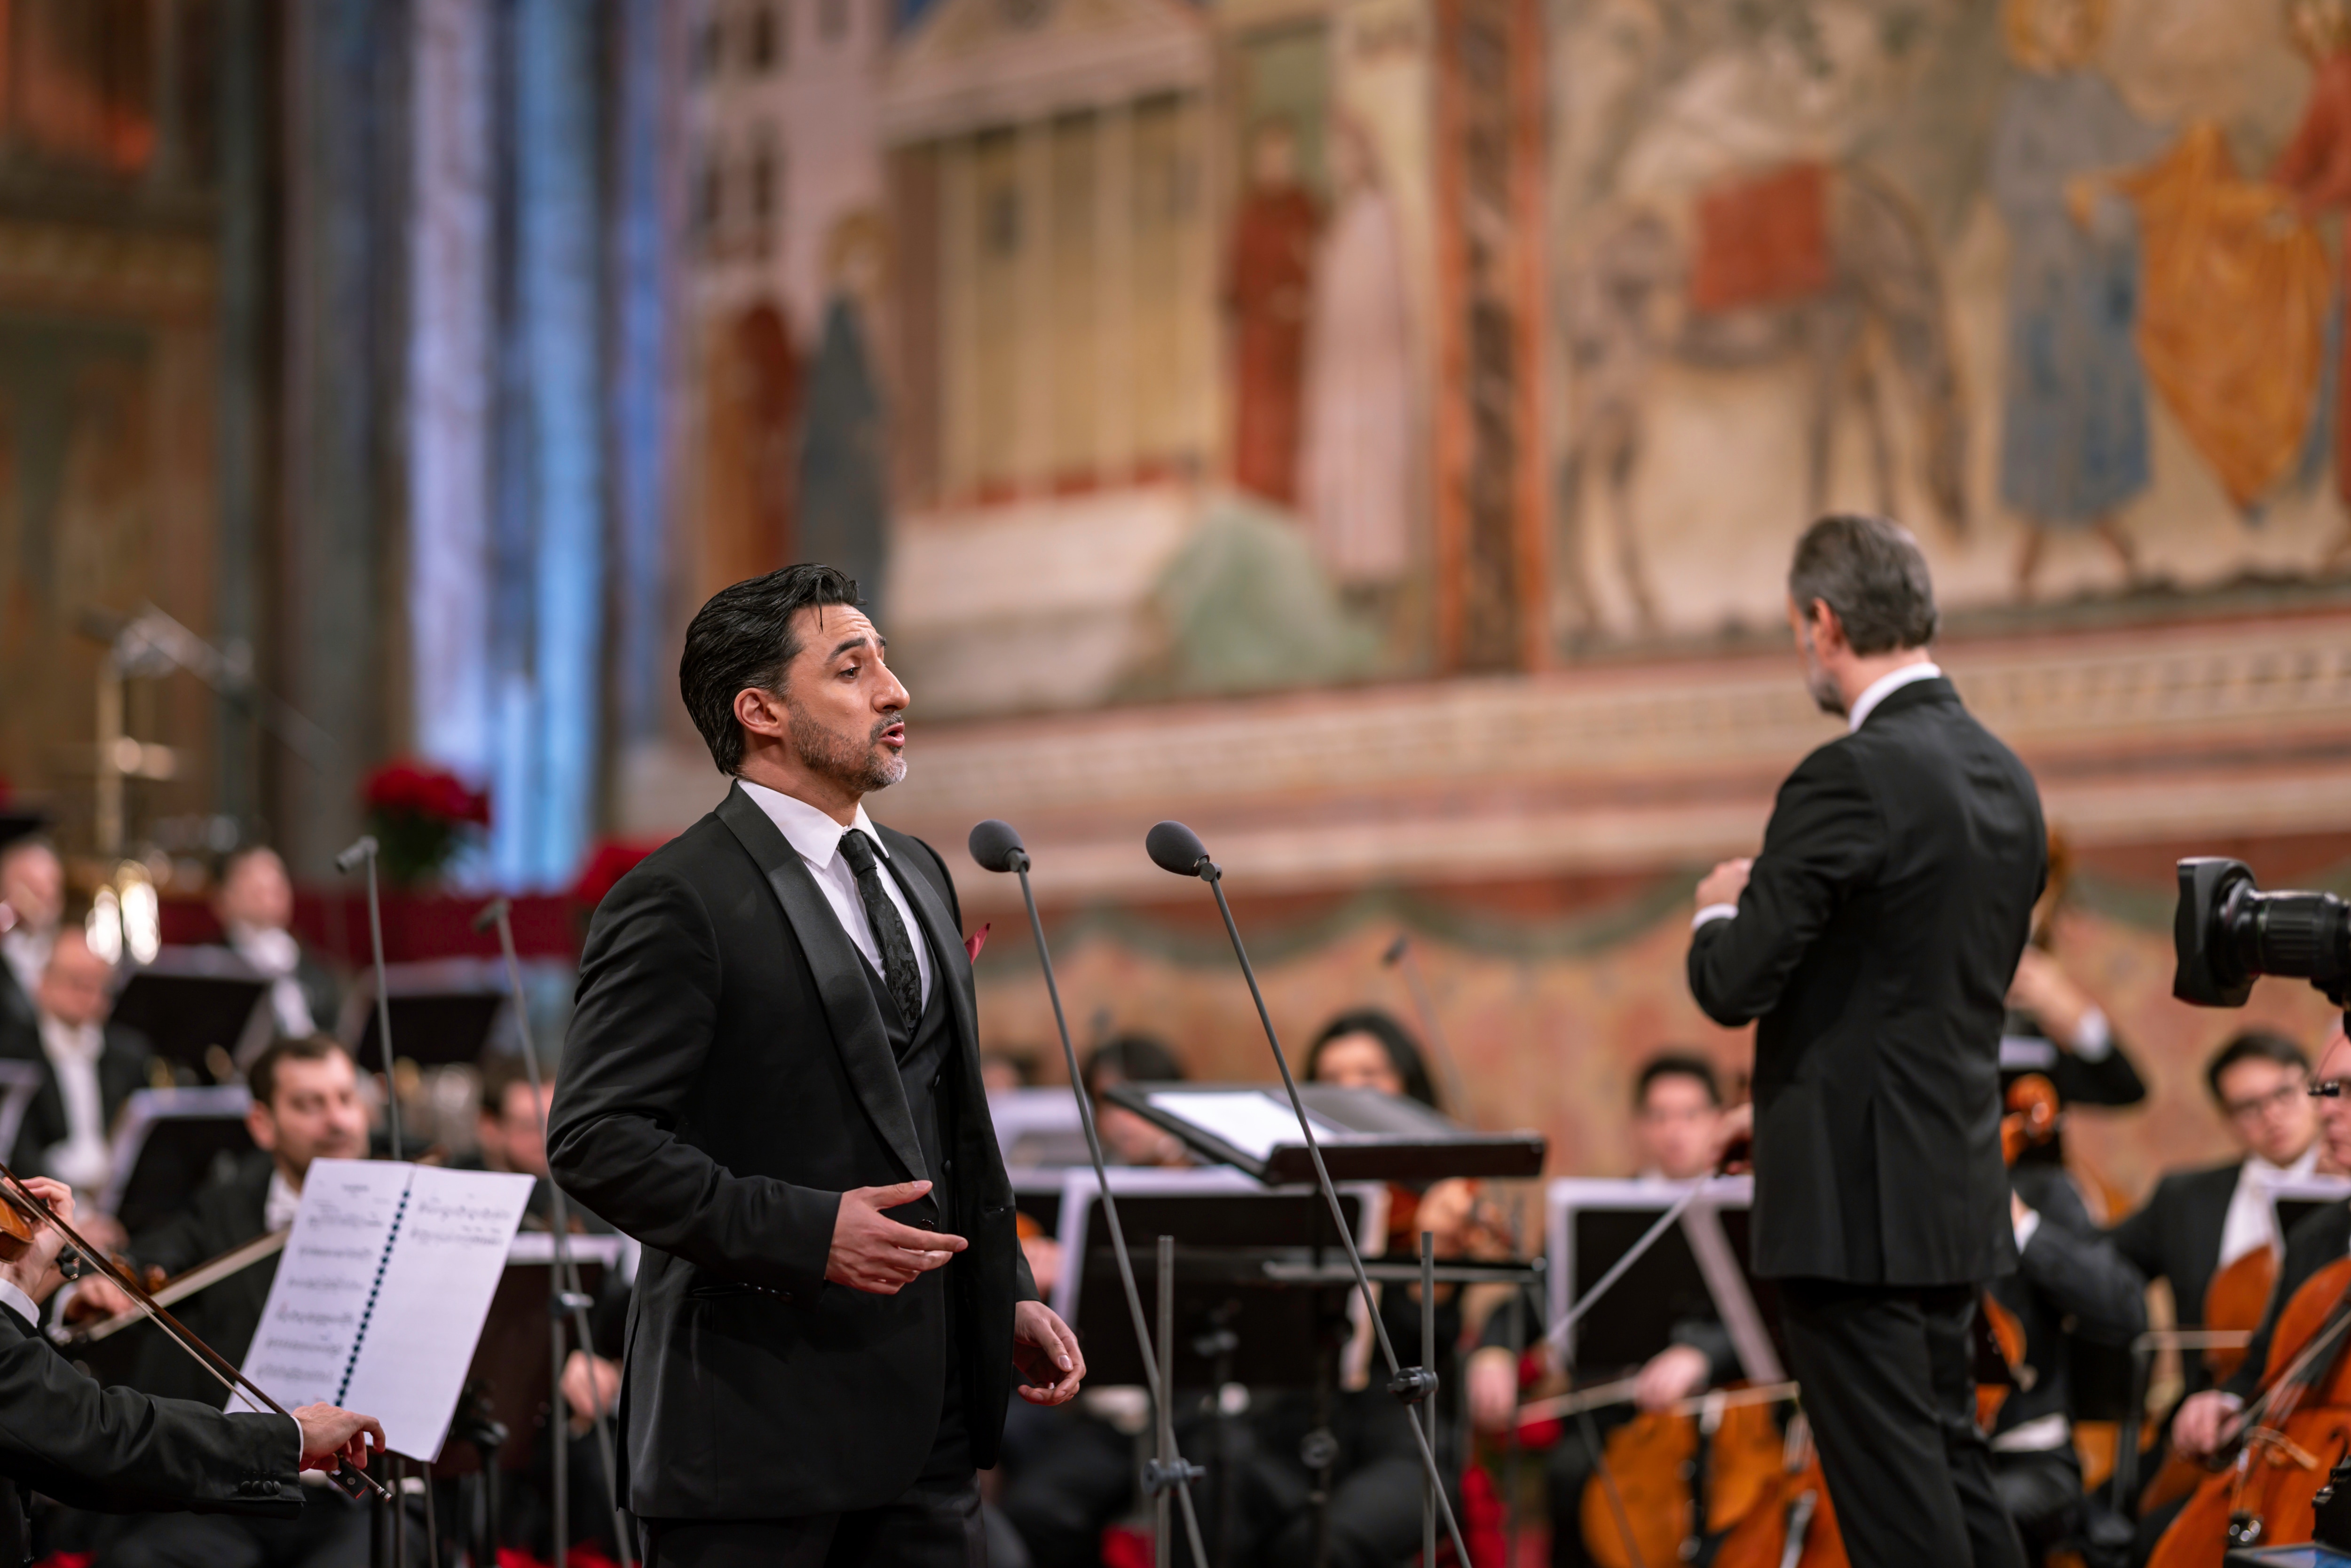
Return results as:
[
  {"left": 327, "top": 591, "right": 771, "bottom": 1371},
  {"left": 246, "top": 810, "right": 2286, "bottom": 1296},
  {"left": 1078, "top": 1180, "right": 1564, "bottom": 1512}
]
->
[
  {"left": 2273, "top": 0, "right": 2351, "bottom": 563},
  {"left": 1227, "top": 117, "right": 1320, "bottom": 508},
  {"left": 797, "top": 212, "right": 891, "bottom": 613},
  {"left": 1990, "top": 0, "right": 2167, "bottom": 595},
  {"left": 1300, "top": 116, "right": 1416, "bottom": 609},
  {"left": 1555, "top": 166, "right": 1965, "bottom": 639}
]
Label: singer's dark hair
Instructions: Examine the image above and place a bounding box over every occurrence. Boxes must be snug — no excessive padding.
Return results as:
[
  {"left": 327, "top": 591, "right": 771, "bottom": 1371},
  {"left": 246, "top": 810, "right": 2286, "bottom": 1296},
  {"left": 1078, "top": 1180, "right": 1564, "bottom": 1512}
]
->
[
  {"left": 1635, "top": 1051, "right": 1722, "bottom": 1109},
  {"left": 1307, "top": 1008, "right": 1437, "bottom": 1109},
  {"left": 679, "top": 565, "right": 863, "bottom": 774},
  {"left": 1787, "top": 513, "right": 1937, "bottom": 655},
  {"left": 2204, "top": 1028, "right": 2311, "bottom": 1103},
  {"left": 1082, "top": 1034, "right": 1185, "bottom": 1094}
]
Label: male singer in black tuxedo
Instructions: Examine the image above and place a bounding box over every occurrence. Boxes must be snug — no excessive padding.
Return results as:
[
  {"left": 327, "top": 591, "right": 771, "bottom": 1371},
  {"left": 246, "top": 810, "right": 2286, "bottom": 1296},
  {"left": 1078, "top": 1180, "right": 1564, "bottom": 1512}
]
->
[
  {"left": 1688, "top": 514, "right": 2045, "bottom": 1568},
  {"left": 548, "top": 564, "right": 1084, "bottom": 1568}
]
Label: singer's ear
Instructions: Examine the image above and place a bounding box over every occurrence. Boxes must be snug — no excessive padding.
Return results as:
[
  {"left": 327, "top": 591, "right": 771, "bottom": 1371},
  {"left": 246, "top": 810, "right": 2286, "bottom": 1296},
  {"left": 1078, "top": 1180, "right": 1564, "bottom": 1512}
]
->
[{"left": 733, "top": 685, "right": 790, "bottom": 746}]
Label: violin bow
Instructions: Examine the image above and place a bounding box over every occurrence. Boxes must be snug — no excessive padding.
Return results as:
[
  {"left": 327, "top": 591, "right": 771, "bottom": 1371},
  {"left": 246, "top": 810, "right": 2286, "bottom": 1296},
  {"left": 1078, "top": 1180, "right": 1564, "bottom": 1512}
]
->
[
  {"left": 2219, "top": 1274, "right": 2351, "bottom": 1462},
  {"left": 0, "top": 1163, "right": 391, "bottom": 1500}
]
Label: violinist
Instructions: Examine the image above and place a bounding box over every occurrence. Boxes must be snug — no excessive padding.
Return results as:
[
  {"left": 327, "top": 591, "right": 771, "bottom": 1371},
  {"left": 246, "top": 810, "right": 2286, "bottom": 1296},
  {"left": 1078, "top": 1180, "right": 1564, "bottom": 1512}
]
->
[
  {"left": 207, "top": 847, "right": 339, "bottom": 1043},
  {"left": 64, "top": 1034, "right": 372, "bottom": 1568},
  {"left": 0, "top": 1174, "right": 382, "bottom": 1565},
  {"left": 9, "top": 923, "right": 156, "bottom": 1198},
  {"left": 1989, "top": 1160, "right": 2147, "bottom": 1560},
  {"left": 2108, "top": 1030, "right": 2320, "bottom": 1404}
]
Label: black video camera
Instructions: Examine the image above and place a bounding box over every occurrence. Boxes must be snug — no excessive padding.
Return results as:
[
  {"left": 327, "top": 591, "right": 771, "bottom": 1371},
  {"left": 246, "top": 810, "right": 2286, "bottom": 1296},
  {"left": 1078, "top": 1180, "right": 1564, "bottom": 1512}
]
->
[{"left": 2174, "top": 857, "right": 2351, "bottom": 1008}]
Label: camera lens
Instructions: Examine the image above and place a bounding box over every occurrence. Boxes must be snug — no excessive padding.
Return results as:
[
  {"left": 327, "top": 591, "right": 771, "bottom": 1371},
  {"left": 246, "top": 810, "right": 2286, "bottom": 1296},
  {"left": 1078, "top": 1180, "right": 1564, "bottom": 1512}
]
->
[{"left": 2226, "top": 886, "right": 2351, "bottom": 1003}]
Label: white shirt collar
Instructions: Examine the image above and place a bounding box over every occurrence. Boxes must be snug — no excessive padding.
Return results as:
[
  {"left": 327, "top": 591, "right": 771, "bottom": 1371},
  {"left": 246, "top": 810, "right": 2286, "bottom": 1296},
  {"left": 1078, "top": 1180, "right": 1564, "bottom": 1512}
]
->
[
  {"left": 738, "top": 780, "right": 889, "bottom": 870},
  {"left": 2248, "top": 1144, "right": 2321, "bottom": 1184},
  {"left": 264, "top": 1169, "right": 302, "bottom": 1234},
  {"left": 1846, "top": 661, "right": 1942, "bottom": 733}
]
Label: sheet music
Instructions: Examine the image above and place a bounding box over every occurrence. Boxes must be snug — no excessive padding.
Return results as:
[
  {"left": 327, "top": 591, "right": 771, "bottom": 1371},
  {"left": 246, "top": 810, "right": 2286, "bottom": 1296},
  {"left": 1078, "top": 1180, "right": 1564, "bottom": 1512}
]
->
[
  {"left": 1145, "top": 1089, "right": 1345, "bottom": 1161},
  {"left": 239, "top": 1160, "right": 532, "bottom": 1461}
]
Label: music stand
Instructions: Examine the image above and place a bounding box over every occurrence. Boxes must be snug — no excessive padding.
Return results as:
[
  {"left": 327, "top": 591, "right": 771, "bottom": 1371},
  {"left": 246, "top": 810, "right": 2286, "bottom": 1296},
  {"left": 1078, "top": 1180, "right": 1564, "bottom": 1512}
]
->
[
  {"left": 111, "top": 948, "right": 273, "bottom": 1076},
  {"left": 2273, "top": 1176, "right": 2351, "bottom": 1244},
  {"left": 1105, "top": 1082, "right": 1547, "bottom": 1184},
  {"left": 991, "top": 1087, "right": 1092, "bottom": 1169},
  {"left": 1545, "top": 1177, "right": 1784, "bottom": 1382},
  {"left": 95, "top": 1085, "right": 255, "bottom": 1234},
  {"left": 339, "top": 960, "right": 512, "bottom": 1069}
]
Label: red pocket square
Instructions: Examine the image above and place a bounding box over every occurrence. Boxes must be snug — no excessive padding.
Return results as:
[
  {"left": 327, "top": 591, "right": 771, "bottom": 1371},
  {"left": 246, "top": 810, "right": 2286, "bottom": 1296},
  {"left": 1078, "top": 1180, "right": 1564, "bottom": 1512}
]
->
[{"left": 964, "top": 922, "right": 990, "bottom": 962}]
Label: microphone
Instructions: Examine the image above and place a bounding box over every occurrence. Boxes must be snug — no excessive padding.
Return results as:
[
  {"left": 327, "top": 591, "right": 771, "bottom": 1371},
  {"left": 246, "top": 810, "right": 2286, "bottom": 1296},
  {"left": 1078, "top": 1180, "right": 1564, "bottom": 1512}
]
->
[
  {"left": 470, "top": 898, "right": 511, "bottom": 934},
  {"left": 967, "top": 820, "right": 1210, "bottom": 1562},
  {"left": 333, "top": 835, "right": 378, "bottom": 874},
  {"left": 1142, "top": 822, "right": 1472, "bottom": 1566},
  {"left": 966, "top": 819, "right": 1029, "bottom": 875},
  {"left": 1144, "top": 820, "right": 1216, "bottom": 881}
]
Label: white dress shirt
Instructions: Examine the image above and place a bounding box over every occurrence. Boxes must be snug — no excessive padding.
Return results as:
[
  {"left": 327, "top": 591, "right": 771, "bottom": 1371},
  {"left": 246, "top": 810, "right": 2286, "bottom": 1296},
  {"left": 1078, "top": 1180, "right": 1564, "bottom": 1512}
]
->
[
  {"left": 1845, "top": 660, "right": 1943, "bottom": 733},
  {"left": 1692, "top": 662, "right": 1946, "bottom": 935},
  {"left": 38, "top": 1014, "right": 111, "bottom": 1193},
  {"left": 229, "top": 923, "right": 316, "bottom": 1038},
  {"left": 0, "top": 926, "right": 49, "bottom": 1001},
  {"left": 264, "top": 1169, "right": 302, "bottom": 1235},
  {"left": 2218, "top": 1144, "right": 2321, "bottom": 1271},
  {"left": 740, "top": 781, "right": 934, "bottom": 1009}
]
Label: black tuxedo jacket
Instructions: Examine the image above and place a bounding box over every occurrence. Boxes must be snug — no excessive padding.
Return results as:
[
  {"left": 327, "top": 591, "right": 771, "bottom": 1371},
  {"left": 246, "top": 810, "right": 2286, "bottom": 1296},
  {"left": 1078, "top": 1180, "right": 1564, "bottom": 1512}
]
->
[
  {"left": 118, "top": 1152, "right": 280, "bottom": 1406},
  {"left": 547, "top": 784, "right": 1034, "bottom": 1521},
  {"left": 1, "top": 1020, "right": 154, "bottom": 1181},
  {"left": 1988, "top": 1162, "right": 2146, "bottom": 1439},
  {"left": 2107, "top": 1162, "right": 2237, "bottom": 1333},
  {"left": 0, "top": 1294, "right": 300, "bottom": 1561},
  {"left": 1689, "top": 677, "right": 2046, "bottom": 1286}
]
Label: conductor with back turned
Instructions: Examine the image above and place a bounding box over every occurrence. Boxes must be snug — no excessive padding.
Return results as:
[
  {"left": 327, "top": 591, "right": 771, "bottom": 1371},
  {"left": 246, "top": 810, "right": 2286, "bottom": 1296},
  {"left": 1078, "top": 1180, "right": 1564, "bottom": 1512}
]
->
[
  {"left": 1687, "top": 514, "right": 2047, "bottom": 1568},
  {"left": 547, "top": 564, "right": 1085, "bottom": 1568}
]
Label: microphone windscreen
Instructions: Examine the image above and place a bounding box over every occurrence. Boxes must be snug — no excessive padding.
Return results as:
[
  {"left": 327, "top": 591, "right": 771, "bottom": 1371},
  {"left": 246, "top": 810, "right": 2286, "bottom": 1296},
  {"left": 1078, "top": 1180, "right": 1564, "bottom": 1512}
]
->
[
  {"left": 1145, "top": 821, "right": 1211, "bottom": 878},
  {"left": 968, "top": 820, "right": 1027, "bottom": 874},
  {"left": 470, "top": 898, "right": 510, "bottom": 934},
  {"left": 333, "top": 836, "right": 378, "bottom": 874}
]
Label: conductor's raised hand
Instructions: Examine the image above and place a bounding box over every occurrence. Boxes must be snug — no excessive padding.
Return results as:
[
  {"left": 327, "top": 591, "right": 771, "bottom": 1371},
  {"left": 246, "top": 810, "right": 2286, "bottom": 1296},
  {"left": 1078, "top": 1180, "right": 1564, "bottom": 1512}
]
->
[
  {"left": 292, "top": 1403, "right": 384, "bottom": 1473},
  {"left": 826, "top": 1181, "right": 965, "bottom": 1295},
  {"left": 1695, "top": 858, "right": 1752, "bottom": 911},
  {"left": 1012, "top": 1299, "right": 1084, "bottom": 1405}
]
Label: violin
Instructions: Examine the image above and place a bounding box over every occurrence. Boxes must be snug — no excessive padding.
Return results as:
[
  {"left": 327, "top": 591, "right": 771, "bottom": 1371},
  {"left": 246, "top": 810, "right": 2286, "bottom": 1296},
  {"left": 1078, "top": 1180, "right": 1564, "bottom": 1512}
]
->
[
  {"left": 0, "top": 1164, "right": 390, "bottom": 1500},
  {"left": 2149, "top": 1257, "right": 2351, "bottom": 1566}
]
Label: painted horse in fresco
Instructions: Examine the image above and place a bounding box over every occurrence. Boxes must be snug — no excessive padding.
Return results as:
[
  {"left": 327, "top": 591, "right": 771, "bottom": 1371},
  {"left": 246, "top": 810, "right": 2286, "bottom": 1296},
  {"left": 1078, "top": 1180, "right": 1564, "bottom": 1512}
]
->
[{"left": 1555, "top": 162, "right": 1967, "bottom": 638}]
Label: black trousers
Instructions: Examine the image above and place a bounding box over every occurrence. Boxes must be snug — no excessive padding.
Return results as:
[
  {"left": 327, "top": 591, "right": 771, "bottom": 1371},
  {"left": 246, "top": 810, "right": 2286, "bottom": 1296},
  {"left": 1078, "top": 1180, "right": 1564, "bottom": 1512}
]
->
[
  {"left": 1778, "top": 1278, "right": 2027, "bottom": 1568},
  {"left": 644, "top": 1479, "right": 986, "bottom": 1568},
  {"left": 95, "top": 1487, "right": 373, "bottom": 1568}
]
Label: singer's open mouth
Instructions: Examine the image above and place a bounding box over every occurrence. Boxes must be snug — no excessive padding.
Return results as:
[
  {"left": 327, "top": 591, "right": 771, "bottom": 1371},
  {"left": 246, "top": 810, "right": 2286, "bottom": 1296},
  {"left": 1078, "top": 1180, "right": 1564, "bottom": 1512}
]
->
[{"left": 879, "top": 723, "right": 906, "bottom": 750}]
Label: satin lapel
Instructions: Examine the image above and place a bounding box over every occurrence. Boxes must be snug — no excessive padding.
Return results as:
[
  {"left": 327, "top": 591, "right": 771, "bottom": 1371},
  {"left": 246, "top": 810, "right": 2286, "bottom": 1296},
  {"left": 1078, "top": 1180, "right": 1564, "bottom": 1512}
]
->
[
  {"left": 715, "top": 786, "right": 931, "bottom": 1198},
  {"left": 878, "top": 827, "right": 978, "bottom": 1059}
]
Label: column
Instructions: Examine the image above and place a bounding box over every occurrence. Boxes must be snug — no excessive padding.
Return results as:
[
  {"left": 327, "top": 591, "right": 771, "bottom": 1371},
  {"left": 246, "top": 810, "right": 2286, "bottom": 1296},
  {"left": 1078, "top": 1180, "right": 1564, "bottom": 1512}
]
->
[
  {"left": 1095, "top": 100, "right": 1133, "bottom": 485},
  {"left": 1016, "top": 116, "right": 1053, "bottom": 494}
]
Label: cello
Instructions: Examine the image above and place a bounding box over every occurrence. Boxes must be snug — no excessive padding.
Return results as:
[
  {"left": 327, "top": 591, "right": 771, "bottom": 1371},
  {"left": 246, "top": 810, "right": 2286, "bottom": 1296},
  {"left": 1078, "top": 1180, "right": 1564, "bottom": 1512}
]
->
[{"left": 2147, "top": 1257, "right": 2351, "bottom": 1566}]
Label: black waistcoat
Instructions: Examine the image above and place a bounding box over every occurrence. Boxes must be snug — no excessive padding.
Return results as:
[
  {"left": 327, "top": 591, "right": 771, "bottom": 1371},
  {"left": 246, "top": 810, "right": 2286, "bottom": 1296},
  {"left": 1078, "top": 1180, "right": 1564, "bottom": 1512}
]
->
[{"left": 857, "top": 879, "right": 974, "bottom": 1480}]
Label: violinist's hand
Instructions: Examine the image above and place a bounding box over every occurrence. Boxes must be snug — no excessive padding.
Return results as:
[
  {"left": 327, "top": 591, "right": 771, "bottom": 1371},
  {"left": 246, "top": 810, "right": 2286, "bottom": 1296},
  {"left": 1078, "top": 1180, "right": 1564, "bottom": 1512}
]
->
[
  {"left": 2171, "top": 1390, "right": 2243, "bottom": 1460},
  {"left": 561, "top": 1350, "right": 620, "bottom": 1435},
  {"left": 825, "top": 1181, "right": 965, "bottom": 1295},
  {"left": 0, "top": 1178, "right": 76, "bottom": 1307},
  {"left": 1634, "top": 1344, "right": 1712, "bottom": 1413},
  {"left": 1467, "top": 1346, "right": 1520, "bottom": 1434},
  {"left": 1012, "top": 1300, "right": 1084, "bottom": 1405},
  {"left": 1695, "top": 859, "right": 1752, "bottom": 912},
  {"left": 63, "top": 1272, "right": 135, "bottom": 1323},
  {"left": 292, "top": 1404, "right": 384, "bottom": 1473}
]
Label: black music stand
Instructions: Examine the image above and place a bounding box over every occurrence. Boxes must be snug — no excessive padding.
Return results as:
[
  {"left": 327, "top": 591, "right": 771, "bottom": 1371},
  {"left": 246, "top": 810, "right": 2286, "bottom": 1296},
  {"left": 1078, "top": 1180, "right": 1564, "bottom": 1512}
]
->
[
  {"left": 340, "top": 961, "right": 511, "bottom": 1069},
  {"left": 1105, "top": 1082, "right": 1546, "bottom": 1185},
  {"left": 111, "top": 950, "right": 272, "bottom": 1077},
  {"left": 1545, "top": 1177, "right": 1784, "bottom": 1382},
  {"left": 96, "top": 1086, "right": 256, "bottom": 1234}
]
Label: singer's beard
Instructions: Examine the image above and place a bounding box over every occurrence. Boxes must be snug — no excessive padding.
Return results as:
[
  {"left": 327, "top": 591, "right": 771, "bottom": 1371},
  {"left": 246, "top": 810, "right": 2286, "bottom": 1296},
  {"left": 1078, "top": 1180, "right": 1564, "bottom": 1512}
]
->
[{"left": 789, "top": 705, "right": 907, "bottom": 794}]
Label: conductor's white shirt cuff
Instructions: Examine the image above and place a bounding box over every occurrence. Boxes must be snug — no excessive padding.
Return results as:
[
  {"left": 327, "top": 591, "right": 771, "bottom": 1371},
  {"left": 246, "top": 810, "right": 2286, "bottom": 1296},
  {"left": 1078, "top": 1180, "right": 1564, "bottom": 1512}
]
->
[
  {"left": 2012, "top": 1207, "right": 2042, "bottom": 1254},
  {"left": 2071, "top": 1007, "right": 2113, "bottom": 1060},
  {"left": 1693, "top": 904, "right": 1738, "bottom": 931},
  {"left": 0, "top": 1279, "right": 37, "bottom": 1330}
]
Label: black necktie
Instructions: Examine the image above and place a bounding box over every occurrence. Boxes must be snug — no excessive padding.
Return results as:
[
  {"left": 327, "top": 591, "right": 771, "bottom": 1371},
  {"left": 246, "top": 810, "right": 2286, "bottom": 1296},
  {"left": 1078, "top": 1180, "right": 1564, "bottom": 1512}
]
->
[{"left": 836, "top": 830, "right": 922, "bottom": 1027}]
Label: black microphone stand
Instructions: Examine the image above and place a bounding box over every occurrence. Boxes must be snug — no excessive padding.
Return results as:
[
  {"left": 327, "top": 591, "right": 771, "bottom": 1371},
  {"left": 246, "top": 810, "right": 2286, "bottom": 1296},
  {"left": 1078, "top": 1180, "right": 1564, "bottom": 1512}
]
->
[
  {"left": 967, "top": 822, "right": 1210, "bottom": 1568},
  {"left": 475, "top": 899, "right": 631, "bottom": 1567},
  {"left": 1145, "top": 822, "right": 1474, "bottom": 1568}
]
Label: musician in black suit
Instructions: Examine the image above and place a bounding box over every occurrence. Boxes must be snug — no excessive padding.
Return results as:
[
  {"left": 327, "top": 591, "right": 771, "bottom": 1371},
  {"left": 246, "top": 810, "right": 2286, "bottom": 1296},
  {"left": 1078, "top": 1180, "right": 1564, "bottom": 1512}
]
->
[
  {"left": 0, "top": 835, "right": 63, "bottom": 1049},
  {"left": 0, "top": 1174, "right": 382, "bottom": 1565},
  {"left": 1688, "top": 514, "right": 2045, "bottom": 1568},
  {"left": 208, "top": 848, "right": 340, "bottom": 1042},
  {"left": 547, "top": 565, "right": 1084, "bottom": 1568},
  {"left": 7, "top": 925, "right": 155, "bottom": 1196},
  {"left": 2108, "top": 1029, "right": 2320, "bottom": 1400}
]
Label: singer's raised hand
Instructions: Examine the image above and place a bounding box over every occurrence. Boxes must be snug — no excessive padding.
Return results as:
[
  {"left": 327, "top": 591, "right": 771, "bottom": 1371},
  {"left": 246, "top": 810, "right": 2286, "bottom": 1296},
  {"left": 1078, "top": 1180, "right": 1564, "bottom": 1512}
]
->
[{"left": 826, "top": 1181, "right": 966, "bottom": 1295}]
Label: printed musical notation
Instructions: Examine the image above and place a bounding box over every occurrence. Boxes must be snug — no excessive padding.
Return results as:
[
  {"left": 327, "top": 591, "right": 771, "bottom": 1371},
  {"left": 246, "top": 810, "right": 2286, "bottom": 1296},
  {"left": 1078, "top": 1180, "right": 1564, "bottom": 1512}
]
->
[{"left": 239, "top": 1160, "right": 533, "bottom": 1462}]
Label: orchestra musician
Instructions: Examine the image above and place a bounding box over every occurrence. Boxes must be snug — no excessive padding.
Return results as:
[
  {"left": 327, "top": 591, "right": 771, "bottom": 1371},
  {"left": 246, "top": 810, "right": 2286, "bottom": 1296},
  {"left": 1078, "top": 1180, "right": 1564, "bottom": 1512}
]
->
[
  {"left": 0, "top": 834, "right": 63, "bottom": 1045},
  {"left": 208, "top": 847, "right": 339, "bottom": 1044},
  {"left": 0, "top": 1174, "right": 383, "bottom": 1565},
  {"left": 8, "top": 923, "right": 155, "bottom": 1198},
  {"left": 1688, "top": 514, "right": 2045, "bottom": 1568},
  {"left": 65, "top": 1035, "right": 373, "bottom": 1567},
  {"left": 1464, "top": 1052, "right": 1743, "bottom": 1568},
  {"left": 547, "top": 565, "right": 1083, "bottom": 1568}
]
